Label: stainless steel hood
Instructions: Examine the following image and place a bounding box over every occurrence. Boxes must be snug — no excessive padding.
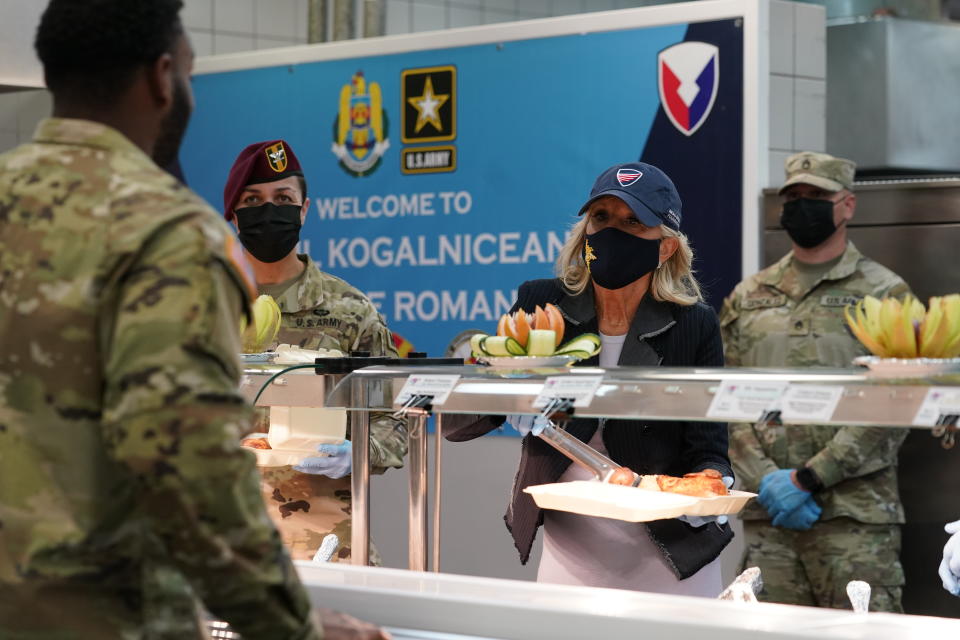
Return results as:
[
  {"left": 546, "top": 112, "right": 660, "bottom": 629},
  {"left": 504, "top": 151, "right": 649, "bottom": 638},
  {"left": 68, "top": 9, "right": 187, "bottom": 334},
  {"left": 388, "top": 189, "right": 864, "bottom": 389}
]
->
[{"left": 827, "top": 18, "right": 960, "bottom": 174}]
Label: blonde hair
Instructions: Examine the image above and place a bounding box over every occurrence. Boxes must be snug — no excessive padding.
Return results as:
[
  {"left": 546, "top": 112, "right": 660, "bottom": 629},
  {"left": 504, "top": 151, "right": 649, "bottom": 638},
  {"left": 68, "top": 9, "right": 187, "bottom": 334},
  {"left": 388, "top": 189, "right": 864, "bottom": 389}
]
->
[{"left": 555, "top": 217, "right": 703, "bottom": 306}]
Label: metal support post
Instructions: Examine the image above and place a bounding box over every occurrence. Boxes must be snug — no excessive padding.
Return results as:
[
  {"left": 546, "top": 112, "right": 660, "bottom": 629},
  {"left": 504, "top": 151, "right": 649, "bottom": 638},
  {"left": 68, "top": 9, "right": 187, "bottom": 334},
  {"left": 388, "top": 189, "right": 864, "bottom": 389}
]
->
[
  {"left": 350, "top": 379, "right": 371, "bottom": 566},
  {"left": 407, "top": 410, "right": 429, "bottom": 571},
  {"left": 432, "top": 414, "right": 443, "bottom": 572}
]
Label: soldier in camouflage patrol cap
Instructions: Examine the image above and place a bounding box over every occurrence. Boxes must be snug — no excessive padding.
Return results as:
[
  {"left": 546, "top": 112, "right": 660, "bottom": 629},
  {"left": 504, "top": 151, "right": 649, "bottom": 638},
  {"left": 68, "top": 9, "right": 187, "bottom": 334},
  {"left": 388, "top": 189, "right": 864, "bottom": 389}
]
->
[
  {"left": 225, "top": 140, "right": 406, "bottom": 564},
  {"left": 720, "top": 151, "right": 910, "bottom": 611}
]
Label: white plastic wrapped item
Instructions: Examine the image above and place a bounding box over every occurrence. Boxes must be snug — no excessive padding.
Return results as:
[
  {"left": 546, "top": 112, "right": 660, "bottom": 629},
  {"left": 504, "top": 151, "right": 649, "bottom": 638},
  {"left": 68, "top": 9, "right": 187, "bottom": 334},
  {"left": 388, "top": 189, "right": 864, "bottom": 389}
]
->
[
  {"left": 274, "top": 343, "right": 344, "bottom": 363},
  {"left": 846, "top": 580, "right": 871, "bottom": 613},
  {"left": 718, "top": 567, "right": 763, "bottom": 603},
  {"left": 313, "top": 534, "right": 341, "bottom": 563}
]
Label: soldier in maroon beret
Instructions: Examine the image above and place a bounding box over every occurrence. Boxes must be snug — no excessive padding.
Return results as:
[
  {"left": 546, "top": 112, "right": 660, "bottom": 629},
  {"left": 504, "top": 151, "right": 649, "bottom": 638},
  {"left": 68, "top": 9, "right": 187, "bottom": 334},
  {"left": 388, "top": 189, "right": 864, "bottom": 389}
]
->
[
  {"left": 224, "top": 139, "right": 309, "bottom": 282},
  {"left": 224, "top": 139, "right": 406, "bottom": 564}
]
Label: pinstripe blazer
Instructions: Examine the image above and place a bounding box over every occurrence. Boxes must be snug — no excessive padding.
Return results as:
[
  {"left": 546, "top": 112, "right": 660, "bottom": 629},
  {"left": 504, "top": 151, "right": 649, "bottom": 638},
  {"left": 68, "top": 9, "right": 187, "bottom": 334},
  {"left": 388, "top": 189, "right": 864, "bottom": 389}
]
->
[{"left": 447, "top": 278, "right": 733, "bottom": 579}]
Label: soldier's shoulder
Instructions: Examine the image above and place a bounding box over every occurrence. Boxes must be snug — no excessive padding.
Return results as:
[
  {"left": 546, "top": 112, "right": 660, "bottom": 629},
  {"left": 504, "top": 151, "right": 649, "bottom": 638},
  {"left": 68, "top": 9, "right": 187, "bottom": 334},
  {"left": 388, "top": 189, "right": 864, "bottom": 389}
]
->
[
  {"left": 851, "top": 252, "right": 908, "bottom": 295},
  {"left": 727, "top": 263, "right": 781, "bottom": 300},
  {"left": 112, "top": 172, "right": 256, "bottom": 298},
  {"left": 310, "top": 265, "right": 375, "bottom": 306},
  {"left": 0, "top": 141, "right": 29, "bottom": 166},
  {"left": 110, "top": 169, "right": 226, "bottom": 246}
]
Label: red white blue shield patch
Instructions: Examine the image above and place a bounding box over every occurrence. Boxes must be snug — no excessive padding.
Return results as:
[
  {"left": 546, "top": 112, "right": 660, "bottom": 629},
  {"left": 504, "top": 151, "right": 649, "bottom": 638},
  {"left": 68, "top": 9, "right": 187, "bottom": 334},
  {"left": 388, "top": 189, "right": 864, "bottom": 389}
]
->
[
  {"left": 616, "top": 168, "right": 642, "bottom": 186},
  {"left": 658, "top": 42, "right": 719, "bottom": 137}
]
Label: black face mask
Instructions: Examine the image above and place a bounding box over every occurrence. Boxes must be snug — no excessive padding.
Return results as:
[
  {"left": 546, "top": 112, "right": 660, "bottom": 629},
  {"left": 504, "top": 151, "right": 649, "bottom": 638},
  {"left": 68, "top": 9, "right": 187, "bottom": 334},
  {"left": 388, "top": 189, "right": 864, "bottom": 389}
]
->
[
  {"left": 235, "top": 203, "right": 302, "bottom": 263},
  {"left": 583, "top": 226, "right": 661, "bottom": 290},
  {"left": 780, "top": 198, "right": 842, "bottom": 249}
]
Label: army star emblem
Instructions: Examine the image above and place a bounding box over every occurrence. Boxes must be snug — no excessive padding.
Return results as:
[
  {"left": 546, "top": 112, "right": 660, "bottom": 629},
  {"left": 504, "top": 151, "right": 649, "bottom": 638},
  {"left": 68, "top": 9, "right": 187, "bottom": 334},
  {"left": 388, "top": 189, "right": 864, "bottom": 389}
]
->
[{"left": 407, "top": 75, "right": 449, "bottom": 134}]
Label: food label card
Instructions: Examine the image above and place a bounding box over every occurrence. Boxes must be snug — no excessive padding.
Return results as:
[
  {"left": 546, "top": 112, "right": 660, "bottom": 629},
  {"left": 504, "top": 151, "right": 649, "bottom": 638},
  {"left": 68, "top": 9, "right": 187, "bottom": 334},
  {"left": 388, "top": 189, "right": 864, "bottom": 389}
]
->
[
  {"left": 533, "top": 375, "right": 604, "bottom": 408},
  {"left": 394, "top": 374, "right": 460, "bottom": 407},
  {"left": 779, "top": 385, "right": 845, "bottom": 423},
  {"left": 913, "top": 387, "right": 960, "bottom": 427},
  {"left": 706, "top": 381, "right": 788, "bottom": 421}
]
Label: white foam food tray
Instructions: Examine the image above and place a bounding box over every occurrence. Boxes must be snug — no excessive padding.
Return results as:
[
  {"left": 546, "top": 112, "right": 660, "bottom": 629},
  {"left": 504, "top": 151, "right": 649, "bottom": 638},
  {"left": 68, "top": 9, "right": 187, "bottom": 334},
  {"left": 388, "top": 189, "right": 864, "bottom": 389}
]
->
[
  {"left": 524, "top": 481, "right": 755, "bottom": 522},
  {"left": 241, "top": 432, "right": 314, "bottom": 467}
]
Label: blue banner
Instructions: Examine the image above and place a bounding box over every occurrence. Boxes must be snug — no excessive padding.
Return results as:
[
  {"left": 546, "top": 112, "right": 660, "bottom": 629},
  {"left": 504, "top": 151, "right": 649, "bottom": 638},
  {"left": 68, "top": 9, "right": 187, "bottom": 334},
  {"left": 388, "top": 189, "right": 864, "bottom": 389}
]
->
[{"left": 182, "top": 19, "right": 742, "bottom": 358}]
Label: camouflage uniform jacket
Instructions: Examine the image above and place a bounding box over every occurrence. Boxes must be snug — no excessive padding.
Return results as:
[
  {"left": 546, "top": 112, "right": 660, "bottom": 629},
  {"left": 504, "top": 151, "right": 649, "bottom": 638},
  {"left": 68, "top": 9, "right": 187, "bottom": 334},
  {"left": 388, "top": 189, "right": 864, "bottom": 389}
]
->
[
  {"left": 0, "top": 119, "right": 321, "bottom": 639},
  {"left": 720, "top": 242, "right": 910, "bottom": 524},
  {"left": 257, "top": 256, "right": 405, "bottom": 561}
]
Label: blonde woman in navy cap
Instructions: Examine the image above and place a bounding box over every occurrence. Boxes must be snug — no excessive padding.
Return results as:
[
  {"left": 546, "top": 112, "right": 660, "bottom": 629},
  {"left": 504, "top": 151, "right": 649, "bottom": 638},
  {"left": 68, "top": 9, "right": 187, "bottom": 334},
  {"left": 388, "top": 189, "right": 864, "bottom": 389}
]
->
[
  {"left": 447, "top": 162, "right": 732, "bottom": 595},
  {"left": 225, "top": 139, "right": 406, "bottom": 563}
]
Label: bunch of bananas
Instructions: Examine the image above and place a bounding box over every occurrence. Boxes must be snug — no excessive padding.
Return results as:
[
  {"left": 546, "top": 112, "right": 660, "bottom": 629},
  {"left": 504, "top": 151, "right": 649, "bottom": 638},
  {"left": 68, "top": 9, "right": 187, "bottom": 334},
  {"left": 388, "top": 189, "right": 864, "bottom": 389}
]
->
[
  {"left": 240, "top": 294, "right": 282, "bottom": 353},
  {"left": 844, "top": 294, "right": 960, "bottom": 359}
]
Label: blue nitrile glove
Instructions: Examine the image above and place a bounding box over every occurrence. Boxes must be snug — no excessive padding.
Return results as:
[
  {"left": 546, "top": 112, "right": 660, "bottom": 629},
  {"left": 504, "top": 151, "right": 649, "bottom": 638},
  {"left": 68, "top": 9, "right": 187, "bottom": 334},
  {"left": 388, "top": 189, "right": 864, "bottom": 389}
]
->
[
  {"left": 758, "top": 469, "right": 810, "bottom": 520},
  {"left": 294, "top": 441, "right": 352, "bottom": 478},
  {"left": 678, "top": 476, "right": 735, "bottom": 527},
  {"left": 505, "top": 415, "right": 550, "bottom": 438},
  {"left": 939, "top": 519, "right": 960, "bottom": 596},
  {"left": 771, "top": 496, "right": 822, "bottom": 530}
]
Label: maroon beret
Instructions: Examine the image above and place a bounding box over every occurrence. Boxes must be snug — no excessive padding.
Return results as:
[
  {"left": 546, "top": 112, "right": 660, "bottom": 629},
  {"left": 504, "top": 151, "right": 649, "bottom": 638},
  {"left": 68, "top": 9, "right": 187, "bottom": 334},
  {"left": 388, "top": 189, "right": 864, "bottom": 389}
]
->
[{"left": 223, "top": 139, "right": 303, "bottom": 220}]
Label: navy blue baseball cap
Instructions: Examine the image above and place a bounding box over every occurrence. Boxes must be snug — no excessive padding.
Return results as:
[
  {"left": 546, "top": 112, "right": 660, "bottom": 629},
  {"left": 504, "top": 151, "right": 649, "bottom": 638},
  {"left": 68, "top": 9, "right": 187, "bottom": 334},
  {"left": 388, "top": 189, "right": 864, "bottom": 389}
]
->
[{"left": 577, "top": 161, "right": 682, "bottom": 231}]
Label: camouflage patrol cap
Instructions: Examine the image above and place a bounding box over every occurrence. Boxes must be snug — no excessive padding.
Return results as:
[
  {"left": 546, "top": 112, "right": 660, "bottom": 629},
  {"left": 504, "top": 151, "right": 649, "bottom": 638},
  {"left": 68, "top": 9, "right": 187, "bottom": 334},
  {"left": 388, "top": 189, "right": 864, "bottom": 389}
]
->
[
  {"left": 223, "top": 139, "right": 303, "bottom": 220},
  {"left": 779, "top": 151, "right": 856, "bottom": 194}
]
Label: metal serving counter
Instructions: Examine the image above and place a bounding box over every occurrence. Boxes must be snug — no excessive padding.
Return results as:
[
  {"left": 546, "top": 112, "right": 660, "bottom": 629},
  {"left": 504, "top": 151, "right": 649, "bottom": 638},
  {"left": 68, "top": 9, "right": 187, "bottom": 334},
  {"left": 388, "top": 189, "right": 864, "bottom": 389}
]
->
[
  {"left": 243, "top": 362, "right": 960, "bottom": 572},
  {"left": 296, "top": 561, "right": 960, "bottom": 640}
]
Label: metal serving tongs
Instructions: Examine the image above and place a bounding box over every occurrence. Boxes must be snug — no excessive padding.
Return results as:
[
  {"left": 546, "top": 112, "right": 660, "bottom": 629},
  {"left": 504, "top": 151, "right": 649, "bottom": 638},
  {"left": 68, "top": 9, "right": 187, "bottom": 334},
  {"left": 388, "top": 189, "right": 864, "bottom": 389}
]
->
[{"left": 533, "top": 397, "right": 641, "bottom": 486}]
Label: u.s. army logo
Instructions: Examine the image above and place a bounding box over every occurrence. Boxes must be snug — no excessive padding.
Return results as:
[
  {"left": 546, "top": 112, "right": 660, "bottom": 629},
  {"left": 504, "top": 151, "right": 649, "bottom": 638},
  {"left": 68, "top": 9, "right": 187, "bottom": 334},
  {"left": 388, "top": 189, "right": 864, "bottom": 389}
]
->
[
  {"left": 402, "top": 66, "right": 456, "bottom": 143},
  {"left": 266, "top": 142, "right": 288, "bottom": 172},
  {"left": 401, "top": 65, "right": 457, "bottom": 175},
  {"left": 331, "top": 70, "right": 390, "bottom": 177}
]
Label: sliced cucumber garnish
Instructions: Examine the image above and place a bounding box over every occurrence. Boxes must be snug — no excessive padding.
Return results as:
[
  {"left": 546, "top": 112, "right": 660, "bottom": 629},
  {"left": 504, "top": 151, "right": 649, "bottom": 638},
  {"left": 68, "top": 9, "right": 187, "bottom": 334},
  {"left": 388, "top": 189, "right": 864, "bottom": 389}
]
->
[{"left": 526, "top": 329, "right": 557, "bottom": 356}]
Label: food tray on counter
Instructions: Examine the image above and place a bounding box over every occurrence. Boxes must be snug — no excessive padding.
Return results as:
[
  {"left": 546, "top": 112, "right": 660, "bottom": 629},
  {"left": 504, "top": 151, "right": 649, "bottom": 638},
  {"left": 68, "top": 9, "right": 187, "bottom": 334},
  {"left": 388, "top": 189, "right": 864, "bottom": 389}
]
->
[
  {"left": 241, "top": 432, "right": 317, "bottom": 467},
  {"left": 478, "top": 355, "right": 577, "bottom": 368},
  {"left": 524, "top": 481, "right": 755, "bottom": 522},
  {"left": 853, "top": 355, "right": 960, "bottom": 379}
]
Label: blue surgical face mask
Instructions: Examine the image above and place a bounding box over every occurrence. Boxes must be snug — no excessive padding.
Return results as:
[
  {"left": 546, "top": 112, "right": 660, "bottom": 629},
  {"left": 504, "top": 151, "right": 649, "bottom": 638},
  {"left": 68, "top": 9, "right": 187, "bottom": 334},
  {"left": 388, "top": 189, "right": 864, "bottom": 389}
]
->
[{"left": 583, "top": 226, "right": 661, "bottom": 290}]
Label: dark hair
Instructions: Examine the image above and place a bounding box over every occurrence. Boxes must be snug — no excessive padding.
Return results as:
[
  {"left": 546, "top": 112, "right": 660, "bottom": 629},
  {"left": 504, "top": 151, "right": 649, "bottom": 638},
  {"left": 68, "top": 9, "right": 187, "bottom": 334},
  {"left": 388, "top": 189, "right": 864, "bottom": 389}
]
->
[{"left": 35, "top": 0, "right": 185, "bottom": 106}]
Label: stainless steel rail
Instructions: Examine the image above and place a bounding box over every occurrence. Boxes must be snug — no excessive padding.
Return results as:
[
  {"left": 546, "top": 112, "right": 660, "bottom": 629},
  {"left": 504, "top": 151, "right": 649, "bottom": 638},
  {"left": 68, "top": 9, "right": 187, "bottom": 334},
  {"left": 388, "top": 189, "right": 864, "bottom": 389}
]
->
[
  {"left": 350, "top": 378, "right": 371, "bottom": 566},
  {"left": 432, "top": 414, "right": 444, "bottom": 573},
  {"left": 406, "top": 409, "right": 429, "bottom": 572}
]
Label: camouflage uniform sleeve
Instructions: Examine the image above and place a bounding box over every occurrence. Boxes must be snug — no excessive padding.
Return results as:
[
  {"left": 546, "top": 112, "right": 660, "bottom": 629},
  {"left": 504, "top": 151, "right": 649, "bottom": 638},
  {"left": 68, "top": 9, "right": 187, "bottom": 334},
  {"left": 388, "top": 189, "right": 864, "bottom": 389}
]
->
[
  {"left": 718, "top": 290, "right": 741, "bottom": 368},
  {"left": 354, "top": 298, "right": 407, "bottom": 472},
  {"left": 720, "top": 287, "right": 780, "bottom": 491},
  {"left": 805, "top": 426, "right": 909, "bottom": 489},
  {"left": 882, "top": 279, "right": 912, "bottom": 300},
  {"left": 100, "top": 217, "right": 321, "bottom": 640}
]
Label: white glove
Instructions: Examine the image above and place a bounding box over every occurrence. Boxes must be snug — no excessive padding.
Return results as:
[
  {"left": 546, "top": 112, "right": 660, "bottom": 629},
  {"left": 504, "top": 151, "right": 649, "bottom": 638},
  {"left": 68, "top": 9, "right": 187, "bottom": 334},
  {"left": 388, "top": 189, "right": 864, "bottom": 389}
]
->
[
  {"left": 505, "top": 414, "right": 549, "bottom": 437},
  {"left": 677, "top": 476, "right": 734, "bottom": 528},
  {"left": 939, "top": 519, "right": 960, "bottom": 596}
]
